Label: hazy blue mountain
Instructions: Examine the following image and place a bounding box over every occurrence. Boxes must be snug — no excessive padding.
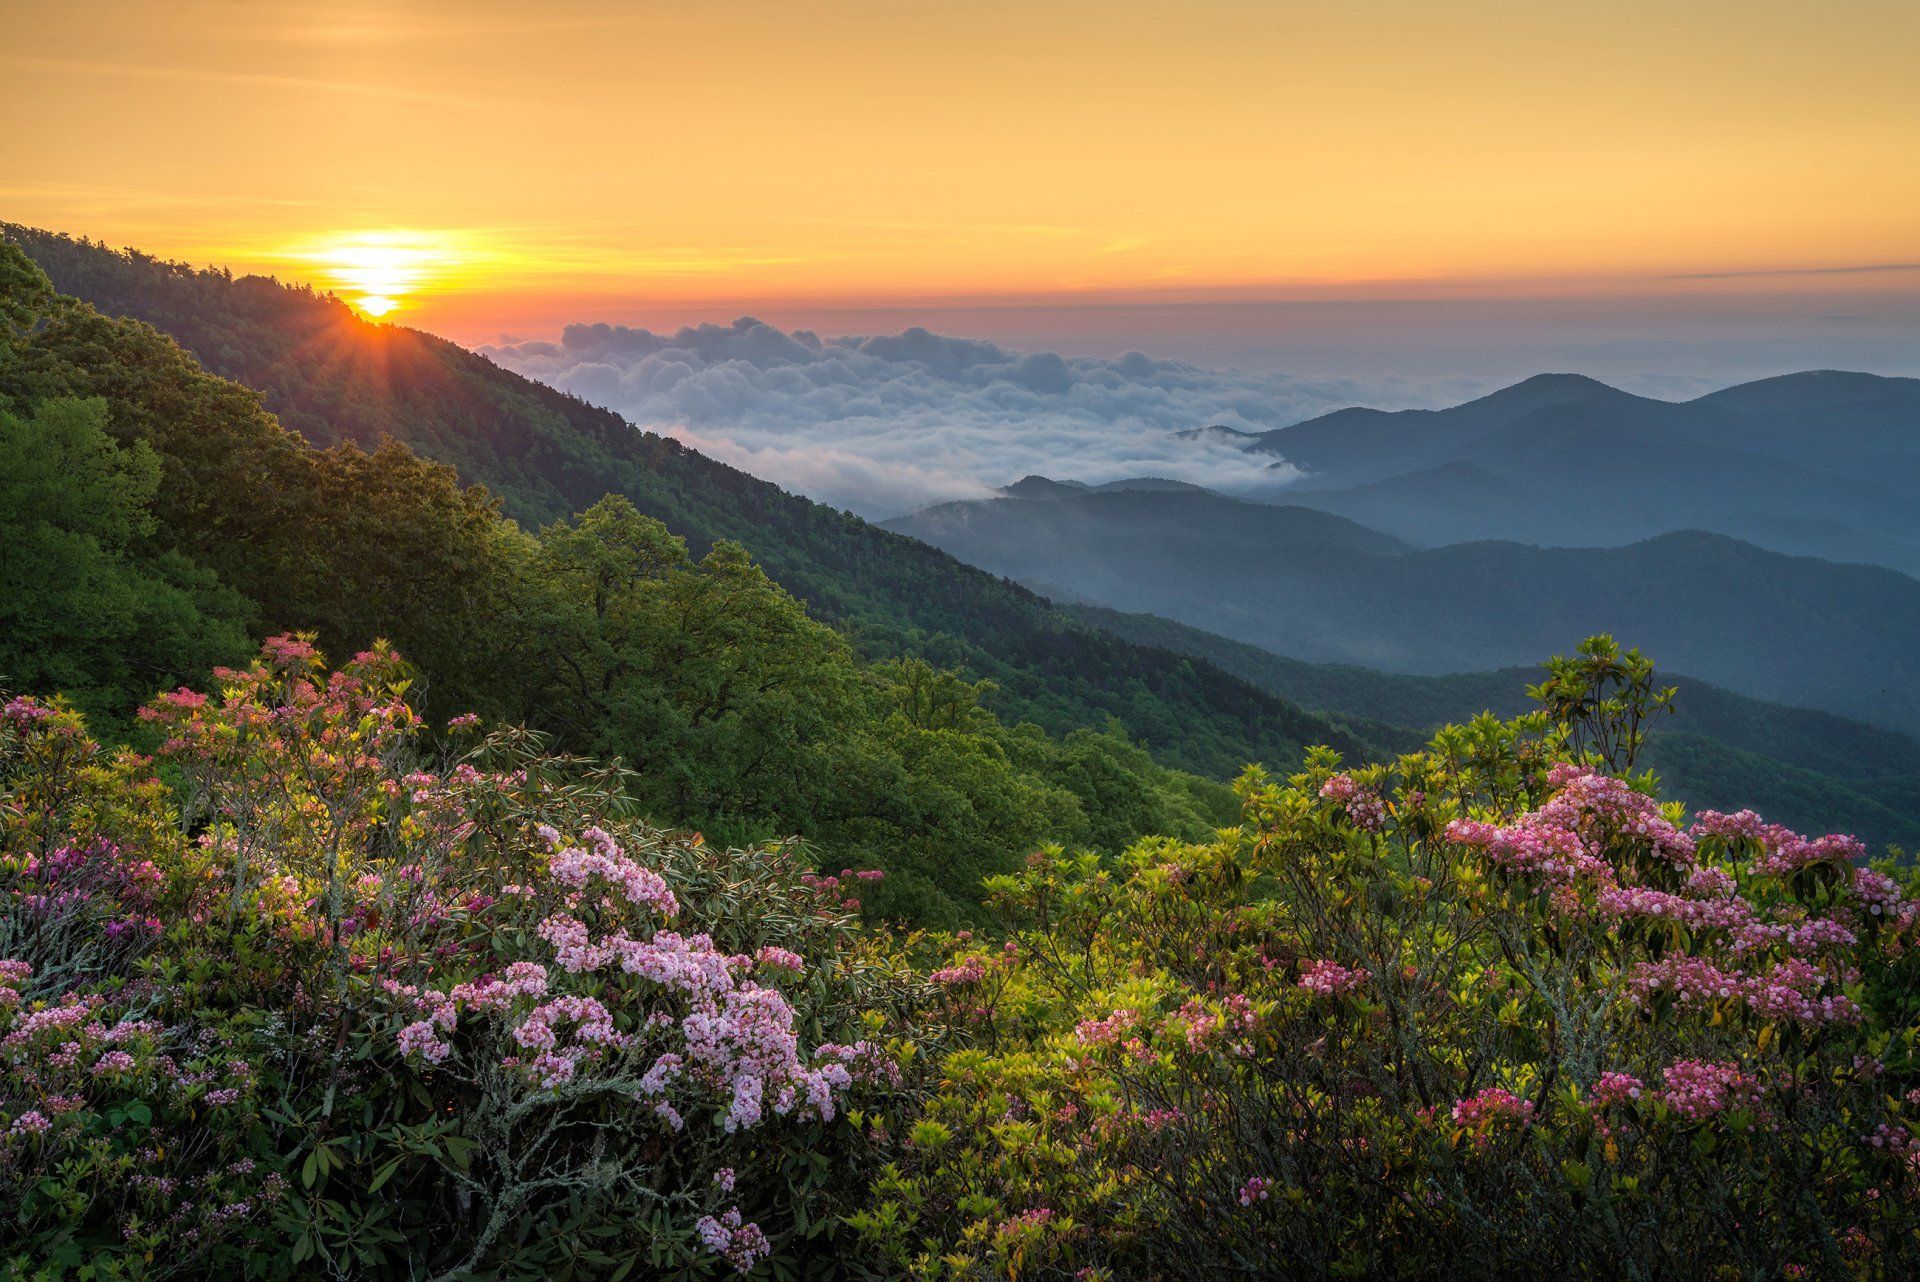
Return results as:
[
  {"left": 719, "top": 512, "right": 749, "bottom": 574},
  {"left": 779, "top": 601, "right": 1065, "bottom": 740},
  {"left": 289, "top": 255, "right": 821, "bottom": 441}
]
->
[
  {"left": 996, "top": 474, "right": 1216, "bottom": 500},
  {"left": 1068, "top": 601, "right": 1920, "bottom": 854},
  {"left": 884, "top": 489, "right": 1920, "bottom": 735},
  {"left": 1216, "top": 371, "right": 1920, "bottom": 573}
]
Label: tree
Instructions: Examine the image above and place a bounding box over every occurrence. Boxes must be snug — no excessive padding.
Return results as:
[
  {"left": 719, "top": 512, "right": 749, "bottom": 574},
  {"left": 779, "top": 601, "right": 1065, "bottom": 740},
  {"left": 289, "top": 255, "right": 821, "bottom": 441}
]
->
[{"left": 0, "top": 398, "right": 250, "bottom": 726}]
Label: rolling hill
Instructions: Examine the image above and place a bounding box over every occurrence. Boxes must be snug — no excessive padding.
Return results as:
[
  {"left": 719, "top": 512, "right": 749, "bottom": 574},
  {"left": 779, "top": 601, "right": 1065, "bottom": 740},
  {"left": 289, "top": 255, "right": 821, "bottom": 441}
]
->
[
  {"left": 1069, "top": 602, "right": 1920, "bottom": 853},
  {"left": 15, "top": 224, "right": 1916, "bottom": 852},
  {"left": 884, "top": 488, "right": 1920, "bottom": 735},
  {"left": 1210, "top": 371, "right": 1920, "bottom": 574},
  {"left": 1, "top": 224, "right": 1371, "bottom": 779}
]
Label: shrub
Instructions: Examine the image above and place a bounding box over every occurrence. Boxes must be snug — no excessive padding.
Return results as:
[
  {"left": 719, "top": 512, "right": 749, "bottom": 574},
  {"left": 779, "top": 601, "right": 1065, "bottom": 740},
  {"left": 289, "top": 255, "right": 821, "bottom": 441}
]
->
[
  {"left": 857, "top": 703, "right": 1920, "bottom": 1279},
  {"left": 1, "top": 638, "right": 930, "bottom": 1279}
]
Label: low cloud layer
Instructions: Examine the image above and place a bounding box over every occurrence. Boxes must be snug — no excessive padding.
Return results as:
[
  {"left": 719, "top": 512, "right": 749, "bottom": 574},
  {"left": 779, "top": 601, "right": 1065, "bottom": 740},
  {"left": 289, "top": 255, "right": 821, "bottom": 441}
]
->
[{"left": 480, "top": 319, "right": 1445, "bottom": 516}]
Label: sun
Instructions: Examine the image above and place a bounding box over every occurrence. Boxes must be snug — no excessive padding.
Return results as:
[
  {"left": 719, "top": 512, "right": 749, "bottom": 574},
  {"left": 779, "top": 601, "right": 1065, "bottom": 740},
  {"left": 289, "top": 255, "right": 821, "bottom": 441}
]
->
[{"left": 292, "top": 231, "right": 458, "bottom": 320}]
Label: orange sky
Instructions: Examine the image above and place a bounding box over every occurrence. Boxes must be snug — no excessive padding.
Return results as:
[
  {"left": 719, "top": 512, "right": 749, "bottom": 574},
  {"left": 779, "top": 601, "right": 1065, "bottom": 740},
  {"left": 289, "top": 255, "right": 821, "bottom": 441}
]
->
[{"left": 3, "top": 0, "right": 1917, "bottom": 338}]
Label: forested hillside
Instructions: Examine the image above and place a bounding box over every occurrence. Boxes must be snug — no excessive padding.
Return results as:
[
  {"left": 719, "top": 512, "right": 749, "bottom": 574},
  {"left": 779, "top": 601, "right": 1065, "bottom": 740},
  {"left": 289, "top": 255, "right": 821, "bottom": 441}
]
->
[
  {"left": 887, "top": 488, "right": 1920, "bottom": 735},
  {"left": 1071, "top": 603, "right": 1920, "bottom": 852},
  {"left": 12, "top": 225, "right": 1913, "bottom": 857},
  {"left": 7, "top": 230, "right": 1920, "bottom": 1277},
  {"left": 2, "top": 224, "right": 1368, "bottom": 780},
  {"left": 0, "top": 240, "right": 1261, "bottom": 923}
]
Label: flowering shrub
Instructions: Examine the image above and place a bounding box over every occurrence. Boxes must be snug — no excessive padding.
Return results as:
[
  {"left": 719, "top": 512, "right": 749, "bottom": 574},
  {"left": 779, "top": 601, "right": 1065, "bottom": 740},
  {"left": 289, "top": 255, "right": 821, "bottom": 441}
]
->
[
  {"left": 853, "top": 694, "right": 1920, "bottom": 1278},
  {"left": 1, "top": 638, "right": 929, "bottom": 1278}
]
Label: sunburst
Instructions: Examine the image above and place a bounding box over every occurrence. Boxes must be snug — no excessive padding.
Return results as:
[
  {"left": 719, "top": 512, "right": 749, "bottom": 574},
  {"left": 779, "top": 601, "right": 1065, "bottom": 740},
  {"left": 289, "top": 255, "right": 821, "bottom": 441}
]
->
[{"left": 295, "top": 230, "right": 457, "bottom": 319}]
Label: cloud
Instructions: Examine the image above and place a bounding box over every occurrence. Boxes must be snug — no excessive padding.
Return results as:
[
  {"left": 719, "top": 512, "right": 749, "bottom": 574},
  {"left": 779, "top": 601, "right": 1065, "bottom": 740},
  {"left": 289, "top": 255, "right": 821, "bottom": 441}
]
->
[
  {"left": 480, "top": 318, "right": 1436, "bottom": 516},
  {"left": 1663, "top": 263, "right": 1920, "bottom": 280}
]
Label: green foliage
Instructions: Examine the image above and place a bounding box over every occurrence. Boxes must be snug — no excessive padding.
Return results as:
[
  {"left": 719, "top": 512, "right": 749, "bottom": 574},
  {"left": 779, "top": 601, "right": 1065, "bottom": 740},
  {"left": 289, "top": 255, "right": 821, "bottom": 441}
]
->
[
  {"left": 1526, "top": 634, "right": 1676, "bottom": 772},
  {"left": 0, "top": 646, "right": 931, "bottom": 1279},
  {"left": 0, "top": 398, "right": 251, "bottom": 730},
  {"left": 1075, "top": 602, "right": 1920, "bottom": 855},
  {"left": 2, "top": 224, "right": 1377, "bottom": 781},
  {"left": 0, "top": 243, "right": 1224, "bottom": 923},
  {"left": 863, "top": 698, "right": 1920, "bottom": 1279}
]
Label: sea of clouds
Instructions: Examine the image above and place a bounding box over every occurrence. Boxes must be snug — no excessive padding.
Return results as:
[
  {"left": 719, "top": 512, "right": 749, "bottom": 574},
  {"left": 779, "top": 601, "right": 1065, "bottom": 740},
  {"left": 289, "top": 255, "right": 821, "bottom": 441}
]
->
[{"left": 479, "top": 318, "right": 1448, "bottom": 517}]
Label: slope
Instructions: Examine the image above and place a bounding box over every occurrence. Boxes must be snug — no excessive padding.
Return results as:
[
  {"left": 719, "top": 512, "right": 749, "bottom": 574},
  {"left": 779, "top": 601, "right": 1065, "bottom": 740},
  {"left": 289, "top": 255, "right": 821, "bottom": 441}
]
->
[
  {"left": 1066, "top": 603, "right": 1920, "bottom": 855},
  {"left": 3, "top": 224, "right": 1371, "bottom": 778},
  {"left": 884, "top": 485, "right": 1920, "bottom": 735}
]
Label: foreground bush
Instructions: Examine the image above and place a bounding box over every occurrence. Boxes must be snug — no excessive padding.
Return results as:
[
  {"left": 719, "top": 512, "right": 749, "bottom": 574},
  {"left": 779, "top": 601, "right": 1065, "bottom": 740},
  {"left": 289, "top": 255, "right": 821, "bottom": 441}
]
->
[
  {"left": 0, "top": 638, "right": 926, "bottom": 1279},
  {"left": 861, "top": 645, "right": 1920, "bottom": 1279}
]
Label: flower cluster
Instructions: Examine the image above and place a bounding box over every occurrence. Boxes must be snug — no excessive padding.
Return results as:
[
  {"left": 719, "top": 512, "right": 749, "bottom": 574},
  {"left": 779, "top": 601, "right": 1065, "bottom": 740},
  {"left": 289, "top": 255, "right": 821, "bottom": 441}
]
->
[
  {"left": 930, "top": 955, "right": 989, "bottom": 986},
  {"left": 1659, "top": 1059, "right": 1764, "bottom": 1121},
  {"left": 1692, "top": 810, "right": 1867, "bottom": 878},
  {"left": 1320, "top": 774, "right": 1387, "bottom": 831},
  {"left": 1297, "top": 959, "right": 1370, "bottom": 997},
  {"left": 3, "top": 636, "right": 921, "bottom": 1277},
  {"left": 1450, "top": 1087, "right": 1536, "bottom": 1131},
  {"left": 539, "top": 824, "right": 679, "bottom": 919},
  {"left": 1590, "top": 1071, "right": 1645, "bottom": 1106},
  {"left": 696, "top": 1206, "right": 772, "bottom": 1272}
]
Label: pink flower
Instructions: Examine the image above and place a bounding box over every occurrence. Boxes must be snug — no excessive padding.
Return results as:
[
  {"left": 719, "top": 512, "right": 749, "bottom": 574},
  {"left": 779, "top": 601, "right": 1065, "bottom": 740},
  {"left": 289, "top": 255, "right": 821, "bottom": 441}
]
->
[
  {"left": 1321, "top": 774, "right": 1387, "bottom": 831},
  {"left": 1591, "top": 1072, "right": 1644, "bottom": 1106},
  {"left": 931, "top": 956, "right": 988, "bottom": 986},
  {"left": 8, "top": 1111, "right": 52, "bottom": 1136},
  {"left": 1451, "top": 1087, "right": 1535, "bottom": 1132},
  {"left": 397, "top": 1020, "right": 452, "bottom": 1064},
  {"left": 696, "top": 1207, "right": 772, "bottom": 1271},
  {"left": 752, "top": 946, "right": 805, "bottom": 976},
  {"left": 1075, "top": 1008, "right": 1139, "bottom": 1047},
  {"left": 542, "top": 826, "right": 678, "bottom": 918},
  {"left": 1298, "top": 959, "right": 1369, "bottom": 997},
  {"left": 1659, "top": 1059, "right": 1763, "bottom": 1120}
]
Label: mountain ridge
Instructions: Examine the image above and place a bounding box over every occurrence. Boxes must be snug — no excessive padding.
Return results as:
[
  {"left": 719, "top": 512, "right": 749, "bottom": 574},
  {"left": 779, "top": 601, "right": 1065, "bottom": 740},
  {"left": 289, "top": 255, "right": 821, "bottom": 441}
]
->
[{"left": 1, "top": 223, "right": 1375, "bottom": 778}]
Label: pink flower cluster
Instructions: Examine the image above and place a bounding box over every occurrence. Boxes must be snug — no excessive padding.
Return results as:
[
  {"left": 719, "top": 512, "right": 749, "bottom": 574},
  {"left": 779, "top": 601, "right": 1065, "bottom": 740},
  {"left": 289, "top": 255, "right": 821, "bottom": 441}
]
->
[
  {"left": 539, "top": 825, "right": 679, "bottom": 919},
  {"left": 1075, "top": 1008, "right": 1140, "bottom": 1047},
  {"left": 1597, "top": 885, "right": 1756, "bottom": 935},
  {"left": 511, "top": 995, "right": 624, "bottom": 1087},
  {"left": 1691, "top": 810, "right": 1867, "bottom": 878},
  {"left": 930, "top": 956, "right": 989, "bottom": 986},
  {"left": 1659, "top": 1059, "right": 1763, "bottom": 1120},
  {"left": 1320, "top": 774, "right": 1387, "bottom": 831},
  {"left": 798, "top": 866, "right": 884, "bottom": 913},
  {"left": 1444, "top": 816, "right": 1604, "bottom": 884},
  {"left": 683, "top": 986, "right": 853, "bottom": 1132},
  {"left": 696, "top": 1206, "right": 771, "bottom": 1271},
  {"left": 1591, "top": 1071, "right": 1645, "bottom": 1106},
  {"left": 1238, "top": 1175, "right": 1273, "bottom": 1206},
  {"left": 1451, "top": 1086, "right": 1535, "bottom": 1131},
  {"left": 1448, "top": 766, "right": 1699, "bottom": 887},
  {"left": 389, "top": 819, "right": 881, "bottom": 1136},
  {"left": 1852, "top": 868, "right": 1906, "bottom": 918},
  {"left": 1159, "top": 995, "right": 1257, "bottom": 1053},
  {"left": 1627, "top": 955, "right": 1860, "bottom": 1027},
  {"left": 1298, "top": 959, "right": 1370, "bottom": 997},
  {"left": 8, "top": 1109, "right": 52, "bottom": 1136},
  {"left": 3, "top": 695, "right": 56, "bottom": 724},
  {"left": 752, "top": 946, "right": 805, "bottom": 976},
  {"left": 0, "top": 960, "right": 28, "bottom": 1009}
]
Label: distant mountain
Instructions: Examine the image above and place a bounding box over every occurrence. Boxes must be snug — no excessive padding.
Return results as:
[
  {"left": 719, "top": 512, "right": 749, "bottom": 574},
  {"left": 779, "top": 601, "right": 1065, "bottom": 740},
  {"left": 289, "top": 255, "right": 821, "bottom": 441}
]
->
[
  {"left": 884, "top": 488, "right": 1920, "bottom": 735},
  {"left": 998, "top": 475, "right": 1216, "bottom": 499},
  {"left": 1070, "top": 602, "right": 1920, "bottom": 854},
  {"left": 3, "top": 224, "right": 1372, "bottom": 779},
  {"left": 1218, "top": 371, "right": 1920, "bottom": 574}
]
